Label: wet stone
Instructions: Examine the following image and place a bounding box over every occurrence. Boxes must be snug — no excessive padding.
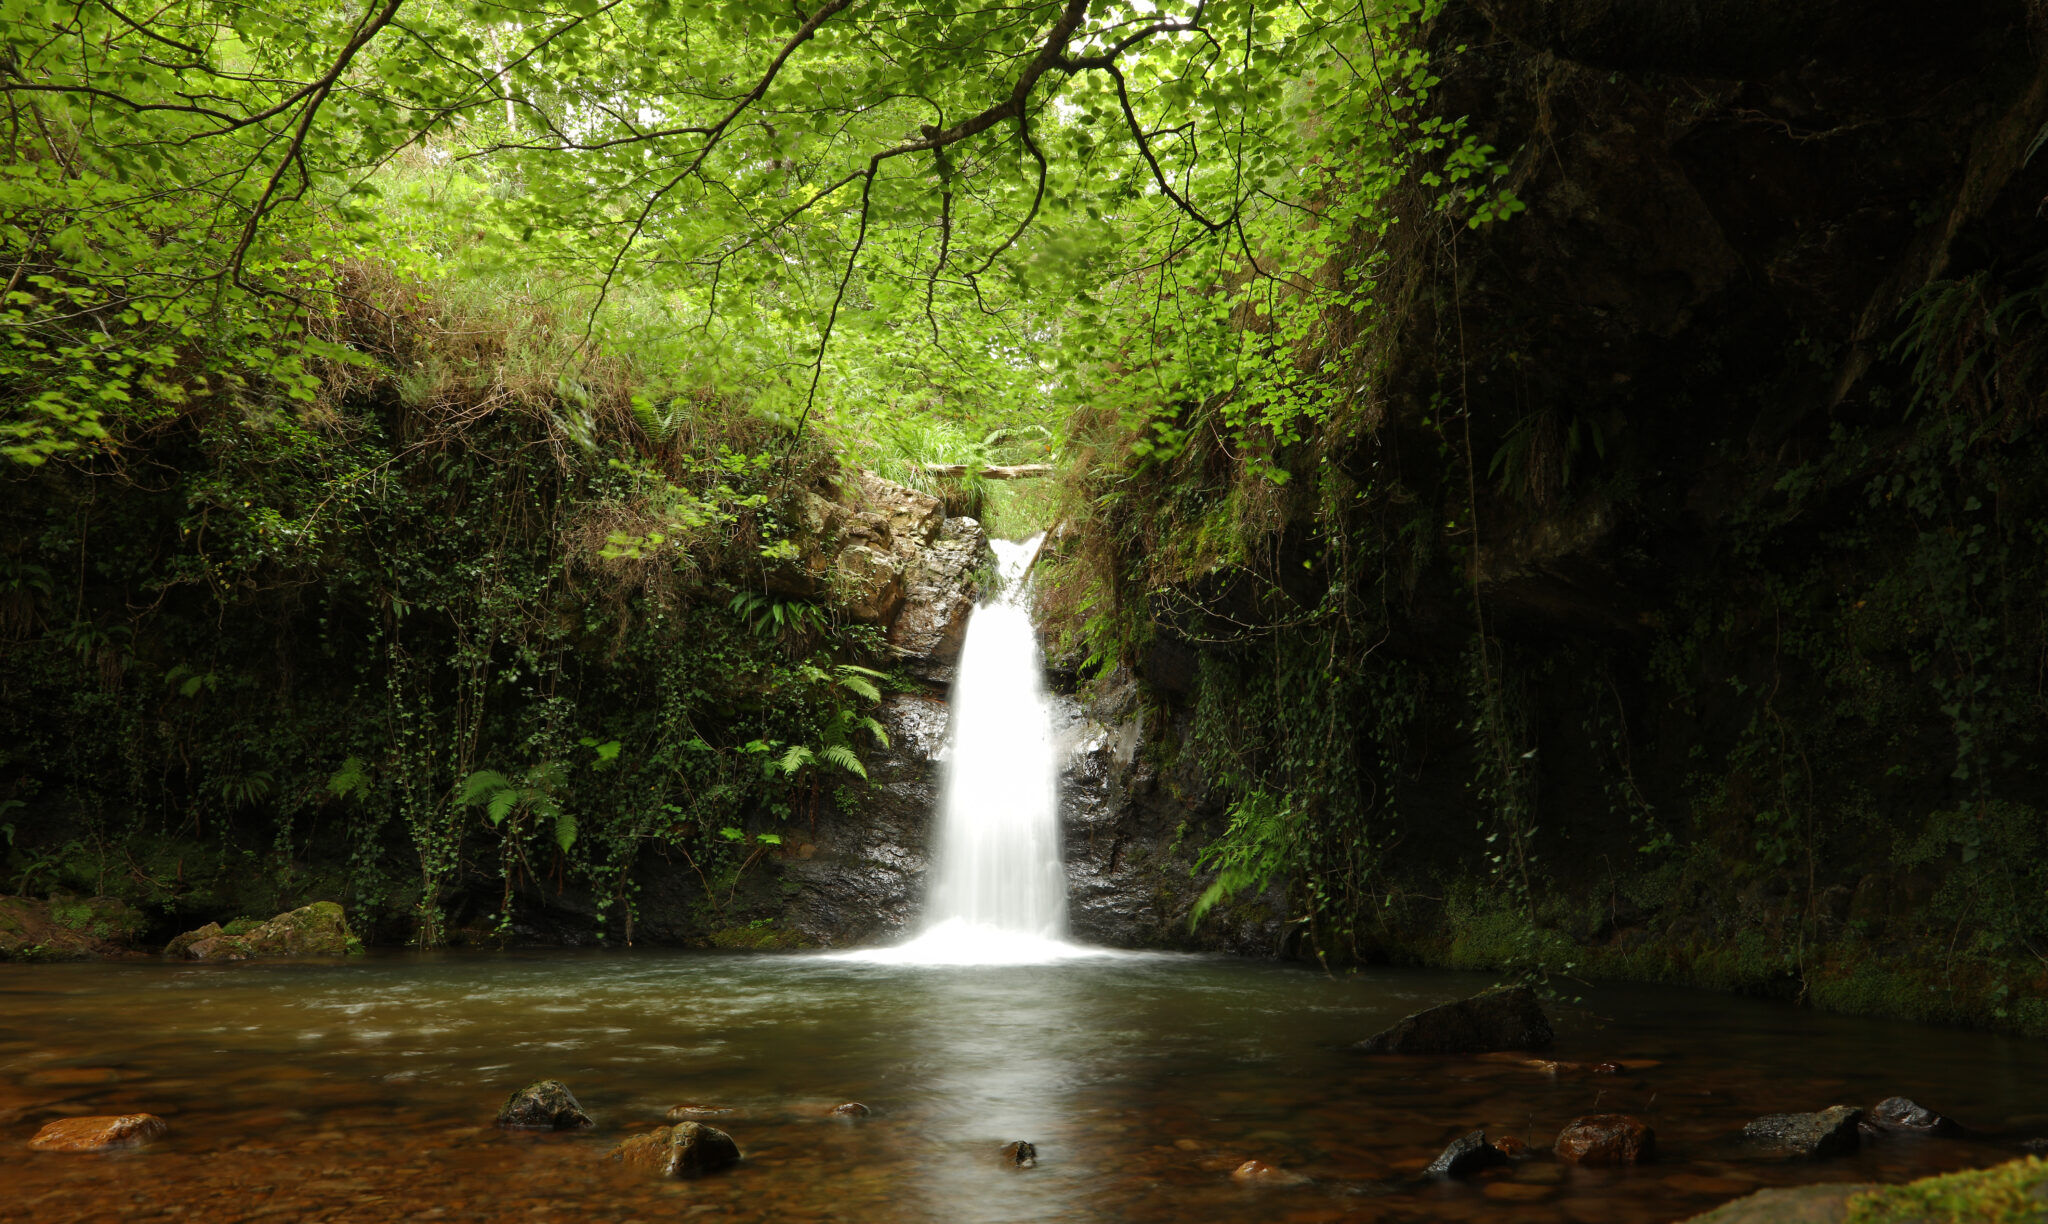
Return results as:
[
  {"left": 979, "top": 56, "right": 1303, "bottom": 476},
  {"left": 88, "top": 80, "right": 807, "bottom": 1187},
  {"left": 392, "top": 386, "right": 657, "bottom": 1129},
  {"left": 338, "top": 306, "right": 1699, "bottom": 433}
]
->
[
  {"left": 29, "top": 1113, "right": 167, "bottom": 1151},
  {"left": 1741, "top": 1106, "right": 1862, "bottom": 1159},
  {"left": 665, "top": 1103, "right": 733, "bottom": 1121},
  {"left": 495, "top": 1079, "right": 593, "bottom": 1130},
  {"left": 1554, "top": 1115, "right": 1656, "bottom": 1166},
  {"left": 830, "top": 1102, "right": 871, "bottom": 1118},
  {"left": 1002, "top": 1140, "right": 1038, "bottom": 1168},
  {"left": 1425, "top": 1129, "right": 1509, "bottom": 1178},
  {"left": 1355, "top": 986, "right": 1553, "bottom": 1055},
  {"left": 1232, "top": 1159, "right": 1309, "bottom": 1185},
  {"left": 1863, "top": 1095, "right": 1962, "bottom": 1137},
  {"left": 609, "top": 1121, "right": 741, "bottom": 1178}
]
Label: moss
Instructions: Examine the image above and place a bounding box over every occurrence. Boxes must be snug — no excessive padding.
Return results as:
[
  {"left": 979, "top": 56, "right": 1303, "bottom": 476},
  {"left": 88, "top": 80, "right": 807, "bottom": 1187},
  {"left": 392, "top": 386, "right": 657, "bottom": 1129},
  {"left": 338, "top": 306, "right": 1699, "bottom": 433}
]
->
[
  {"left": 703, "top": 922, "right": 813, "bottom": 951},
  {"left": 1846, "top": 1157, "right": 2048, "bottom": 1223}
]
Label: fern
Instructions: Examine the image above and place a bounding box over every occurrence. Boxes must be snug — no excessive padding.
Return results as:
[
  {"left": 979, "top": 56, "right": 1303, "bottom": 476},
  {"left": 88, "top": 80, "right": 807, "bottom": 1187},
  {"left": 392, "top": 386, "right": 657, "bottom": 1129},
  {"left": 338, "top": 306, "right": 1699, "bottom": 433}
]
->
[
  {"left": 327, "top": 756, "right": 371, "bottom": 802},
  {"left": 820, "top": 744, "right": 867, "bottom": 778},
  {"left": 552, "top": 811, "right": 578, "bottom": 851}
]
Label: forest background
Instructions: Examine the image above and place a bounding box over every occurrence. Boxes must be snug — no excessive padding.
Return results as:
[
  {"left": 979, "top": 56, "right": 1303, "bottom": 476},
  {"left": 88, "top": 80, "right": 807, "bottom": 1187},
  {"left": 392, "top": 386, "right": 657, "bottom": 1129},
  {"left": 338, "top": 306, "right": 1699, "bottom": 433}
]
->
[{"left": 8, "top": 0, "right": 2048, "bottom": 1043}]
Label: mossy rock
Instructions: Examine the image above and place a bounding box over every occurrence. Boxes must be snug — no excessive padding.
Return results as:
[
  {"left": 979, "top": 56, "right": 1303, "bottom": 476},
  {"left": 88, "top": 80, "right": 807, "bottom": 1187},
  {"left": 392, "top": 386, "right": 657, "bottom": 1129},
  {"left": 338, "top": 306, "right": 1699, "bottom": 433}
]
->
[{"left": 167, "top": 901, "right": 362, "bottom": 960}]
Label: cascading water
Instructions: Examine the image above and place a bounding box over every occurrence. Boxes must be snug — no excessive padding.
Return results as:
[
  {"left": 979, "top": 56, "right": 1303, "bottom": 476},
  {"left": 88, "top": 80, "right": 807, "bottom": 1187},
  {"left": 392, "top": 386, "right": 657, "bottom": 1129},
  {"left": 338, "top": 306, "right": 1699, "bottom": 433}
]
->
[{"left": 844, "top": 534, "right": 1107, "bottom": 966}]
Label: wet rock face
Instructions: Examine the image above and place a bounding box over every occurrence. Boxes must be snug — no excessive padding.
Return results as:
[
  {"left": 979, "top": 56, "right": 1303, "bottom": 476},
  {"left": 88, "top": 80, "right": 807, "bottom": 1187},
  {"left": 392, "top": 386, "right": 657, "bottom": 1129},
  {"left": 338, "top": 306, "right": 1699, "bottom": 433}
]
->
[
  {"left": 1426, "top": 1129, "right": 1510, "bottom": 1177},
  {"left": 609, "top": 1121, "right": 741, "bottom": 1177},
  {"left": 889, "top": 517, "right": 988, "bottom": 672},
  {"left": 28, "top": 1114, "right": 166, "bottom": 1151},
  {"left": 1055, "top": 674, "right": 1286, "bottom": 955},
  {"left": 496, "top": 1080, "right": 594, "bottom": 1130},
  {"left": 167, "top": 902, "right": 359, "bottom": 960},
  {"left": 1742, "top": 1106, "right": 1863, "bottom": 1159},
  {"left": 774, "top": 694, "right": 946, "bottom": 947},
  {"left": 1356, "top": 986, "right": 1554, "bottom": 1055},
  {"left": 1554, "top": 1115, "right": 1656, "bottom": 1166}
]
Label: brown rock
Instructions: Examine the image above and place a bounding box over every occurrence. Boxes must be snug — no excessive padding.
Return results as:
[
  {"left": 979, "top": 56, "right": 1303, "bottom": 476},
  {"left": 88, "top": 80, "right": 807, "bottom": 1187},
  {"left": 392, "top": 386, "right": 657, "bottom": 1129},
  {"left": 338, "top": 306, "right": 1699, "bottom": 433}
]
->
[
  {"left": 609, "top": 1121, "right": 741, "bottom": 1178},
  {"left": 830, "top": 1101, "right": 871, "bottom": 1117},
  {"left": 1001, "top": 1140, "right": 1037, "bottom": 1167},
  {"left": 28, "top": 1113, "right": 167, "bottom": 1151},
  {"left": 1494, "top": 1134, "right": 1528, "bottom": 1157},
  {"left": 1554, "top": 1114, "right": 1656, "bottom": 1165},
  {"left": 1231, "top": 1159, "right": 1309, "bottom": 1185}
]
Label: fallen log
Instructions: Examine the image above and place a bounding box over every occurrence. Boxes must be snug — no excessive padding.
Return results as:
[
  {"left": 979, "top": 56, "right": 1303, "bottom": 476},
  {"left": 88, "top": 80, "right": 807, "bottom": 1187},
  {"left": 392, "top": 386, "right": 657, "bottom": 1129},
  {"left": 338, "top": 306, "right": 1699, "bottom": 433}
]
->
[{"left": 917, "top": 463, "right": 1054, "bottom": 480}]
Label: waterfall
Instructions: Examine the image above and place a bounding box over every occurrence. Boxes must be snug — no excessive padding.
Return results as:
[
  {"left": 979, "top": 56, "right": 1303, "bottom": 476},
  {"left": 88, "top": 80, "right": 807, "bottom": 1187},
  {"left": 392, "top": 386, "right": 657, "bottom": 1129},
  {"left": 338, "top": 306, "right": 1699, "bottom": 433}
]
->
[{"left": 843, "top": 534, "right": 1104, "bottom": 965}]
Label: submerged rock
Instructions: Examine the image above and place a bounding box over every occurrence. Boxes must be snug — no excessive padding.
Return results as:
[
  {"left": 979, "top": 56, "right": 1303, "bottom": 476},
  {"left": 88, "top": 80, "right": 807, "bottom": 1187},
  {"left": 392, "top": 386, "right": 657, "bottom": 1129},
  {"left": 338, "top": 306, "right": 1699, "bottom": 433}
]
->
[
  {"left": 1862, "top": 1096, "right": 1962, "bottom": 1138},
  {"left": 1555, "top": 1115, "right": 1655, "bottom": 1165},
  {"left": 1742, "top": 1106, "right": 1862, "bottom": 1159},
  {"left": 1231, "top": 1159, "right": 1309, "bottom": 1185},
  {"left": 166, "top": 902, "right": 359, "bottom": 960},
  {"left": 28, "top": 1114, "right": 167, "bottom": 1151},
  {"left": 496, "top": 1079, "right": 594, "bottom": 1130},
  {"left": 1426, "top": 1129, "right": 1510, "bottom": 1178},
  {"left": 610, "top": 1121, "right": 742, "bottom": 1178},
  {"left": 1001, "top": 1140, "right": 1038, "bottom": 1168},
  {"left": 1355, "top": 985, "right": 1554, "bottom": 1054},
  {"left": 666, "top": 1103, "right": 734, "bottom": 1121},
  {"left": 830, "top": 1101, "right": 872, "bottom": 1118}
]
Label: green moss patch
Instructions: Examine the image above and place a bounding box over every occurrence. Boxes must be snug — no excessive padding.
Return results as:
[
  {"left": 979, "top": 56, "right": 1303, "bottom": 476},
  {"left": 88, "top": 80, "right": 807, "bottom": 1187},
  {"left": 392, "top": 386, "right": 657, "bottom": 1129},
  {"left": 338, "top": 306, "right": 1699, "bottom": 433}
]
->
[{"left": 1847, "top": 1158, "right": 2048, "bottom": 1224}]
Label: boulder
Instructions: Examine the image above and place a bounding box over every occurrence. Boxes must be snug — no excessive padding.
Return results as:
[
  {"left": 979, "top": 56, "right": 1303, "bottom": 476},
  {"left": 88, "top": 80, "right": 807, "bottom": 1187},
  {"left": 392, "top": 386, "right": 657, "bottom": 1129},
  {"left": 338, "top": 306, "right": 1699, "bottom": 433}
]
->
[
  {"left": 28, "top": 1114, "right": 167, "bottom": 1151},
  {"left": 496, "top": 1079, "right": 594, "bottom": 1130},
  {"left": 1355, "top": 985, "right": 1554, "bottom": 1054},
  {"left": 167, "top": 902, "right": 359, "bottom": 960},
  {"left": 1742, "top": 1106, "right": 1862, "bottom": 1159},
  {"left": 1426, "top": 1129, "right": 1510, "bottom": 1177},
  {"left": 1001, "top": 1140, "right": 1038, "bottom": 1168},
  {"left": 1862, "top": 1096, "right": 1962, "bottom": 1138},
  {"left": 1555, "top": 1114, "right": 1656, "bottom": 1165},
  {"left": 609, "top": 1121, "right": 741, "bottom": 1177}
]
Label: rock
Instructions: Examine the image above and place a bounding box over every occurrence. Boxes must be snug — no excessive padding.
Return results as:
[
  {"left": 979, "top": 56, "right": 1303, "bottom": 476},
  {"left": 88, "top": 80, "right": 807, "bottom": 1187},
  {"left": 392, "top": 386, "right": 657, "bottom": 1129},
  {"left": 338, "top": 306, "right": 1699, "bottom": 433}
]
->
[
  {"left": 1677, "top": 1183, "right": 1873, "bottom": 1223},
  {"left": 609, "top": 1121, "right": 741, "bottom": 1177},
  {"left": 167, "top": 902, "right": 359, "bottom": 960},
  {"left": 1741, "top": 1106, "right": 1862, "bottom": 1159},
  {"left": 1425, "top": 1129, "right": 1510, "bottom": 1178},
  {"left": 1355, "top": 985, "right": 1554, "bottom": 1054},
  {"left": 888, "top": 516, "right": 987, "bottom": 665},
  {"left": 830, "top": 1101, "right": 871, "bottom": 1118},
  {"left": 665, "top": 1103, "right": 733, "bottom": 1121},
  {"left": 854, "top": 470, "right": 944, "bottom": 546},
  {"left": 1554, "top": 1115, "right": 1656, "bottom": 1165},
  {"left": 1494, "top": 1134, "right": 1529, "bottom": 1157},
  {"left": 1593, "top": 1061, "right": 1623, "bottom": 1074},
  {"left": 1862, "top": 1095, "right": 1962, "bottom": 1137},
  {"left": 496, "top": 1079, "right": 594, "bottom": 1130},
  {"left": 1231, "top": 1159, "right": 1309, "bottom": 1185},
  {"left": 1001, "top": 1140, "right": 1037, "bottom": 1168},
  {"left": 28, "top": 1114, "right": 167, "bottom": 1151}
]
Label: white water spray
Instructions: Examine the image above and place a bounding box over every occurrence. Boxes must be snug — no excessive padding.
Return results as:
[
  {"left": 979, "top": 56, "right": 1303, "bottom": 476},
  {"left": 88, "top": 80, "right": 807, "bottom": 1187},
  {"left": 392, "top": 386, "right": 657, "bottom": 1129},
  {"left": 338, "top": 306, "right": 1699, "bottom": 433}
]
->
[{"left": 843, "top": 534, "right": 1106, "bottom": 966}]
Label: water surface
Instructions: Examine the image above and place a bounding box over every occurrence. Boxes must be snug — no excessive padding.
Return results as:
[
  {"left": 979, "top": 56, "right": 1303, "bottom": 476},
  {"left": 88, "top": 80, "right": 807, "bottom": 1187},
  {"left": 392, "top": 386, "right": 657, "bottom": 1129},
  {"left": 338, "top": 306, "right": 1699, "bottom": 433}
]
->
[{"left": 3, "top": 951, "right": 2042, "bottom": 1223}]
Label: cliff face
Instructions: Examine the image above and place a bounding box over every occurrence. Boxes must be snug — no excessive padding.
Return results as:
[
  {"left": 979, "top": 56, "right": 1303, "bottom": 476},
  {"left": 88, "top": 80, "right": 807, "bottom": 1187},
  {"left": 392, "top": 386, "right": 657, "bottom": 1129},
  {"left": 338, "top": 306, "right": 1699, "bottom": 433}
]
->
[{"left": 1046, "top": 0, "right": 2048, "bottom": 1030}]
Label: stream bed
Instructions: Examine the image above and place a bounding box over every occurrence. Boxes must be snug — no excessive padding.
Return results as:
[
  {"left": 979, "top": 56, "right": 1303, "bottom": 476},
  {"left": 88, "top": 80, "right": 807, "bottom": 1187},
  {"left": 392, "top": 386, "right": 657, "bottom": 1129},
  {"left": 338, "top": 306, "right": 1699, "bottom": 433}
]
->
[{"left": 3, "top": 950, "right": 2043, "bottom": 1223}]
